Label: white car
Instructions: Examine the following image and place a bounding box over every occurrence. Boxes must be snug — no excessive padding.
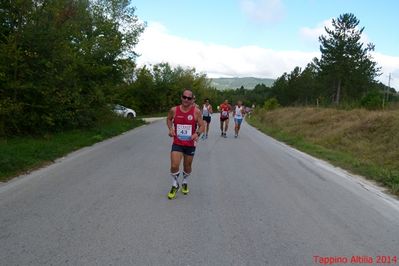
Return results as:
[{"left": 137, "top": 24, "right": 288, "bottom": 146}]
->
[{"left": 113, "top": 104, "right": 136, "bottom": 119}]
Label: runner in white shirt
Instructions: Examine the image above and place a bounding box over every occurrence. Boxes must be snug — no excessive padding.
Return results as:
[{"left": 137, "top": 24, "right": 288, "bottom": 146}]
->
[
  {"left": 201, "top": 98, "right": 213, "bottom": 139},
  {"left": 233, "top": 100, "right": 245, "bottom": 138}
]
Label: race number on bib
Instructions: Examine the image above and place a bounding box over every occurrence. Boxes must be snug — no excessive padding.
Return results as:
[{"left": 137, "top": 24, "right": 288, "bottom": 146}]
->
[
  {"left": 177, "top": 124, "right": 192, "bottom": 141},
  {"left": 222, "top": 111, "right": 228, "bottom": 118}
]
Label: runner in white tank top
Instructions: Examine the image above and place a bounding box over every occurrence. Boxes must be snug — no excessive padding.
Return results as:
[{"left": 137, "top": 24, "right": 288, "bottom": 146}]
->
[
  {"left": 233, "top": 100, "right": 245, "bottom": 138},
  {"left": 201, "top": 98, "right": 213, "bottom": 139}
]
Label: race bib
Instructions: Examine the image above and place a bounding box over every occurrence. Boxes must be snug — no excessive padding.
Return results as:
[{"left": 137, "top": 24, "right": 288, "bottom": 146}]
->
[
  {"left": 176, "top": 124, "right": 192, "bottom": 141},
  {"left": 221, "top": 111, "right": 228, "bottom": 117}
]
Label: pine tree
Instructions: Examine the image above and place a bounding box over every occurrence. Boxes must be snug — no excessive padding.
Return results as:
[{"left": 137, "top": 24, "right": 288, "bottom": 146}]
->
[{"left": 318, "top": 13, "right": 380, "bottom": 104}]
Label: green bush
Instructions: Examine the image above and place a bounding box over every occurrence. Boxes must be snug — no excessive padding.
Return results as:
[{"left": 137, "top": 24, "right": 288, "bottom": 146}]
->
[
  {"left": 360, "top": 91, "right": 383, "bottom": 110},
  {"left": 263, "top": 98, "right": 280, "bottom": 111}
]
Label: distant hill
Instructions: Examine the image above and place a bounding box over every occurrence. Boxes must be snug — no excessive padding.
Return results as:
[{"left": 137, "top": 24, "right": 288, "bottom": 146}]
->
[{"left": 209, "top": 77, "right": 275, "bottom": 90}]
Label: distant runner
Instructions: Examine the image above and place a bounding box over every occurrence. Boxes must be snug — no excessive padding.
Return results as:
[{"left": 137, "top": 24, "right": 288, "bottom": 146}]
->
[
  {"left": 166, "top": 89, "right": 205, "bottom": 199},
  {"left": 233, "top": 100, "right": 245, "bottom": 138},
  {"left": 219, "top": 99, "right": 231, "bottom": 138},
  {"left": 201, "top": 98, "right": 213, "bottom": 139}
]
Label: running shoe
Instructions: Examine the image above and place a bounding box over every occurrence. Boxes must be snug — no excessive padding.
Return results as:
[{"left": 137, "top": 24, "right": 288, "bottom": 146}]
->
[
  {"left": 167, "top": 184, "right": 179, "bottom": 199},
  {"left": 181, "top": 183, "right": 189, "bottom": 195}
]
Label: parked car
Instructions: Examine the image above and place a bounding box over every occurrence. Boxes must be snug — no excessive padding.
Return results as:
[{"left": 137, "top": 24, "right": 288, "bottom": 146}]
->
[{"left": 113, "top": 104, "right": 136, "bottom": 119}]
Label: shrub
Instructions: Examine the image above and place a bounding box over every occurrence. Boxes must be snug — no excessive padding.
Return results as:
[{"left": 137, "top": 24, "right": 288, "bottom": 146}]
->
[
  {"left": 360, "top": 91, "right": 383, "bottom": 110},
  {"left": 263, "top": 98, "right": 280, "bottom": 111}
]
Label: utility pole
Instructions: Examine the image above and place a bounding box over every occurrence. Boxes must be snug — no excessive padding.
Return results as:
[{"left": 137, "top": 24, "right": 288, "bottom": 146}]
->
[
  {"left": 387, "top": 73, "right": 392, "bottom": 104},
  {"left": 382, "top": 73, "right": 391, "bottom": 109}
]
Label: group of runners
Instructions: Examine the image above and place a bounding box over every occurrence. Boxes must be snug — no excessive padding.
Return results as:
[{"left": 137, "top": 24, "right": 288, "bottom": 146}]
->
[
  {"left": 166, "top": 89, "right": 246, "bottom": 199},
  {"left": 217, "top": 99, "right": 245, "bottom": 139}
]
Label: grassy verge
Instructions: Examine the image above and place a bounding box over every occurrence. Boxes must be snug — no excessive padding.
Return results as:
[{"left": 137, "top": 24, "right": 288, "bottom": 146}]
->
[
  {"left": 138, "top": 112, "right": 167, "bottom": 118},
  {"left": 0, "top": 117, "right": 145, "bottom": 182},
  {"left": 247, "top": 107, "right": 399, "bottom": 196}
]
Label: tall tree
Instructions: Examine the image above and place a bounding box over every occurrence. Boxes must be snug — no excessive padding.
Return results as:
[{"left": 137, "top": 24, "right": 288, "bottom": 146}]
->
[
  {"left": 318, "top": 13, "right": 379, "bottom": 104},
  {"left": 0, "top": 0, "right": 144, "bottom": 136},
  {"left": 270, "top": 73, "right": 289, "bottom": 105}
]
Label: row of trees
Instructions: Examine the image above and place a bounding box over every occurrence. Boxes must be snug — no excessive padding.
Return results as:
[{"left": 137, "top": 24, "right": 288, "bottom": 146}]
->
[
  {"left": 152, "top": 13, "right": 397, "bottom": 111},
  {"left": 114, "top": 64, "right": 273, "bottom": 114},
  {"left": 1, "top": 6, "right": 396, "bottom": 137},
  {"left": 268, "top": 13, "right": 397, "bottom": 108},
  {"left": 110, "top": 64, "right": 270, "bottom": 115},
  {"left": 0, "top": 0, "right": 236, "bottom": 137},
  {"left": 1, "top": 0, "right": 144, "bottom": 136},
  {"left": 115, "top": 63, "right": 217, "bottom": 114}
]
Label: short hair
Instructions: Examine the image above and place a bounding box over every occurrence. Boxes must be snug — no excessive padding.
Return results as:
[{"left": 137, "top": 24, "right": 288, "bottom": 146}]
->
[{"left": 182, "top": 89, "right": 193, "bottom": 96}]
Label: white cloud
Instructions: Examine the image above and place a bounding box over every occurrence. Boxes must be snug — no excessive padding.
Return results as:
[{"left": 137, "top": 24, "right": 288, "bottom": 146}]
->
[
  {"left": 373, "top": 52, "right": 399, "bottom": 90},
  {"left": 136, "top": 22, "right": 317, "bottom": 78},
  {"left": 239, "top": 0, "right": 285, "bottom": 24},
  {"left": 299, "top": 19, "right": 332, "bottom": 47},
  {"left": 136, "top": 22, "right": 399, "bottom": 91}
]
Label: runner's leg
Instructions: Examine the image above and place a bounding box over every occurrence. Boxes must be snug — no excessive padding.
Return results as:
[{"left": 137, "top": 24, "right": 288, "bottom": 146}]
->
[
  {"left": 236, "top": 119, "right": 242, "bottom": 135},
  {"left": 234, "top": 118, "right": 238, "bottom": 136},
  {"left": 182, "top": 154, "right": 194, "bottom": 194},
  {"left": 170, "top": 151, "right": 183, "bottom": 186},
  {"left": 183, "top": 154, "right": 194, "bottom": 175},
  {"left": 168, "top": 151, "right": 183, "bottom": 199}
]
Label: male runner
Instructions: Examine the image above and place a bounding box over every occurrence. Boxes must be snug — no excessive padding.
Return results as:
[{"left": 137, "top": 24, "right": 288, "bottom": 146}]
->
[
  {"left": 219, "top": 99, "right": 231, "bottom": 138},
  {"left": 166, "top": 89, "right": 205, "bottom": 199}
]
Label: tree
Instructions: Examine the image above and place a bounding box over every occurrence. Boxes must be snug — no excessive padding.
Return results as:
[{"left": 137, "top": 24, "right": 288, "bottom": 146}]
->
[
  {"left": 0, "top": 0, "right": 145, "bottom": 136},
  {"left": 317, "top": 13, "right": 380, "bottom": 104},
  {"left": 124, "top": 63, "right": 215, "bottom": 114},
  {"left": 270, "top": 73, "right": 289, "bottom": 105}
]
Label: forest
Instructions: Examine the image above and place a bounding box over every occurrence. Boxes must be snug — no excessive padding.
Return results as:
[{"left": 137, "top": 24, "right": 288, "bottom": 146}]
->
[{"left": 1, "top": 1, "right": 397, "bottom": 137}]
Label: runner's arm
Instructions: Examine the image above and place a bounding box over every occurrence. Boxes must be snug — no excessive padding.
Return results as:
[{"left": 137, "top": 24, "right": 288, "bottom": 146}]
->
[{"left": 166, "top": 107, "right": 176, "bottom": 137}]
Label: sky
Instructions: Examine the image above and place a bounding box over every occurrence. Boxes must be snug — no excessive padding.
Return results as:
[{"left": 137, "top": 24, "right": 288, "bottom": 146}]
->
[{"left": 132, "top": 0, "right": 399, "bottom": 90}]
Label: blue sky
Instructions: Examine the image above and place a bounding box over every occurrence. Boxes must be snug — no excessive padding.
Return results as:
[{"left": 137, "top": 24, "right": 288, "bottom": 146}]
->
[{"left": 132, "top": 0, "right": 399, "bottom": 90}]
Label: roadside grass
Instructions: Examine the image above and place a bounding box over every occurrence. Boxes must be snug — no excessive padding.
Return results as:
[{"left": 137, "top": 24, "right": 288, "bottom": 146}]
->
[
  {"left": 247, "top": 107, "right": 399, "bottom": 196},
  {"left": 138, "top": 112, "right": 167, "bottom": 118},
  {"left": 0, "top": 117, "right": 145, "bottom": 182}
]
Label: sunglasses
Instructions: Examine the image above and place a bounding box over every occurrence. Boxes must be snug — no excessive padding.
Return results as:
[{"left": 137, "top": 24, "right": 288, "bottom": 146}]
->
[{"left": 181, "top": 95, "right": 193, "bottom": 100}]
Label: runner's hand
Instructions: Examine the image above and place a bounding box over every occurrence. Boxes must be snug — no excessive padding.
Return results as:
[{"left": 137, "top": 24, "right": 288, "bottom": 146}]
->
[
  {"left": 191, "top": 133, "right": 200, "bottom": 141},
  {"left": 168, "top": 128, "right": 176, "bottom": 137}
]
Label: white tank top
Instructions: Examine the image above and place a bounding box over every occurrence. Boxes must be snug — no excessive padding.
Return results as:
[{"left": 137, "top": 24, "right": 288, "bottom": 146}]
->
[
  {"left": 202, "top": 104, "right": 210, "bottom": 117},
  {"left": 234, "top": 106, "right": 243, "bottom": 119}
]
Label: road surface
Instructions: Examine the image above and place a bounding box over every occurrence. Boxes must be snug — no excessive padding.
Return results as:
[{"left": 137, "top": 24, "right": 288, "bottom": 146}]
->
[{"left": 1, "top": 115, "right": 399, "bottom": 265}]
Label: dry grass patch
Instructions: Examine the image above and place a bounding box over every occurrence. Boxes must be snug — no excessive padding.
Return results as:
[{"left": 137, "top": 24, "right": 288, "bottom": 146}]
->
[{"left": 250, "top": 107, "right": 399, "bottom": 195}]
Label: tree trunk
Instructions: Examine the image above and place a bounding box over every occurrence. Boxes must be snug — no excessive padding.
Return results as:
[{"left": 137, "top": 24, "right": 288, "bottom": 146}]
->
[{"left": 335, "top": 79, "right": 341, "bottom": 104}]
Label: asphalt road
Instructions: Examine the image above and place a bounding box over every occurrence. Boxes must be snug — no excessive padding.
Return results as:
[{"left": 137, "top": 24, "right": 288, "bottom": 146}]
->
[{"left": 1, "top": 115, "right": 399, "bottom": 265}]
